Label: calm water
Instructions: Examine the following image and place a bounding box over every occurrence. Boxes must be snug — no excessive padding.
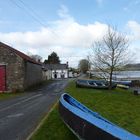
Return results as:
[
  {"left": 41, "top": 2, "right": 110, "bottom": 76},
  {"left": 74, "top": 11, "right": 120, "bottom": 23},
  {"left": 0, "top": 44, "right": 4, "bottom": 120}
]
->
[
  {"left": 92, "top": 71, "right": 140, "bottom": 80},
  {"left": 114, "top": 71, "right": 140, "bottom": 79}
]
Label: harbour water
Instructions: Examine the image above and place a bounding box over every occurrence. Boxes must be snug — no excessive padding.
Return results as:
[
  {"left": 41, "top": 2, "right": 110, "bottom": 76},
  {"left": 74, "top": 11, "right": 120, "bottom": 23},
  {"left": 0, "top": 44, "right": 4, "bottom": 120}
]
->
[
  {"left": 113, "top": 71, "right": 140, "bottom": 80},
  {"left": 91, "top": 71, "right": 140, "bottom": 81}
]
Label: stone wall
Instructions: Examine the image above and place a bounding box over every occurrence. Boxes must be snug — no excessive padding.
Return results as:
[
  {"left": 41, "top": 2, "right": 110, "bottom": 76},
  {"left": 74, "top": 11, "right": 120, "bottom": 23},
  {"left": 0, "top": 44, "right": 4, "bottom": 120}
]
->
[
  {"left": 0, "top": 46, "right": 25, "bottom": 92},
  {"left": 24, "top": 62, "right": 43, "bottom": 88}
]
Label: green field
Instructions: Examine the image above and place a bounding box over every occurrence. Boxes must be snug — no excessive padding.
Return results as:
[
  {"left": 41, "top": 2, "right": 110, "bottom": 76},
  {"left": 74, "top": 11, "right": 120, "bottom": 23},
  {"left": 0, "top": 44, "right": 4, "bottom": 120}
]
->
[{"left": 30, "top": 81, "right": 140, "bottom": 140}]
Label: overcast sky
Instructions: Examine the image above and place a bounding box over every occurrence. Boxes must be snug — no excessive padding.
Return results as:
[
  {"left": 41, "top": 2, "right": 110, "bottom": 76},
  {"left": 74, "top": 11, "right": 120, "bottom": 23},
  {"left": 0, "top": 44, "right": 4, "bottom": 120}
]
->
[{"left": 0, "top": 0, "right": 140, "bottom": 67}]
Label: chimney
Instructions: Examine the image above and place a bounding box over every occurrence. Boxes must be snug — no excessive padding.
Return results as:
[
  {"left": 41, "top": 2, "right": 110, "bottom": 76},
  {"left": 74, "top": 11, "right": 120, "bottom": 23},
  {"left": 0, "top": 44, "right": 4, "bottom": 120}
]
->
[{"left": 66, "top": 61, "right": 69, "bottom": 68}]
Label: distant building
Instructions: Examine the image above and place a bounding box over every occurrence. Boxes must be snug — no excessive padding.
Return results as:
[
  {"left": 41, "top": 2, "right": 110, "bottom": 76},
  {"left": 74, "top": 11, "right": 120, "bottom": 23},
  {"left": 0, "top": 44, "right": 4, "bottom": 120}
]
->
[
  {"left": 44, "top": 63, "right": 69, "bottom": 79},
  {"left": 69, "top": 71, "right": 79, "bottom": 78},
  {"left": 0, "top": 42, "right": 44, "bottom": 92}
]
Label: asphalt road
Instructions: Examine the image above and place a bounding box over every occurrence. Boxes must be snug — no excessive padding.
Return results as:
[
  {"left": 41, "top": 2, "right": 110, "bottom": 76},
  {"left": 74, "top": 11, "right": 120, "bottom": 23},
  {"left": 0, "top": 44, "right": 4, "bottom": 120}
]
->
[{"left": 0, "top": 79, "right": 69, "bottom": 140}]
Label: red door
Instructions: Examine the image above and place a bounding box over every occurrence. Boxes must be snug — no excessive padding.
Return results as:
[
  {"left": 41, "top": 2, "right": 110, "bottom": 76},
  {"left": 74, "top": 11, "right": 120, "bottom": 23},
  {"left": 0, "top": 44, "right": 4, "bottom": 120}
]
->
[{"left": 0, "top": 66, "right": 6, "bottom": 91}]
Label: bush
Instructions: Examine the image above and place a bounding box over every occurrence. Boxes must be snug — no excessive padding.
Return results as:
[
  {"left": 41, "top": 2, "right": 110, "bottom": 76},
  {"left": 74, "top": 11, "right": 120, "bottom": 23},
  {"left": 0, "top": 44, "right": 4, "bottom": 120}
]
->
[{"left": 131, "top": 80, "right": 140, "bottom": 87}]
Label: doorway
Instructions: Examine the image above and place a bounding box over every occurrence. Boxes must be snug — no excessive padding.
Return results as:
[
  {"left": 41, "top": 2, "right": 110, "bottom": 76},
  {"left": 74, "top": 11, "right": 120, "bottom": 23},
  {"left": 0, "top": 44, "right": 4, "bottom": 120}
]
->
[{"left": 0, "top": 65, "right": 6, "bottom": 91}]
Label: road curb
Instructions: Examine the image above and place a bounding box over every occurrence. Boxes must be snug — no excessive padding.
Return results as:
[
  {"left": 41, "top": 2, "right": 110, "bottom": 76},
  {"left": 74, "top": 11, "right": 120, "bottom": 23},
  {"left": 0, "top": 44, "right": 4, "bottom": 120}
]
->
[{"left": 26, "top": 101, "right": 58, "bottom": 140}]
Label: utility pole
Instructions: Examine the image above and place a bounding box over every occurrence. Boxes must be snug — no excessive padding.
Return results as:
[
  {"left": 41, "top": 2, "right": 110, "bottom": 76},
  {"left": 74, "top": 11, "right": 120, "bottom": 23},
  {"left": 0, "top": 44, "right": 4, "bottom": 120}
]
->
[{"left": 87, "top": 56, "right": 91, "bottom": 79}]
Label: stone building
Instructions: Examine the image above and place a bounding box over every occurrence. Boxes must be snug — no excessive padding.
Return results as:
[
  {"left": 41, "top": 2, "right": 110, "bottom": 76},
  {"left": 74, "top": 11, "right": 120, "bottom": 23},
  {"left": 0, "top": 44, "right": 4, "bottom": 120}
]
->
[{"left": 0, "top": 42, "right": 44, "bottom": 92}]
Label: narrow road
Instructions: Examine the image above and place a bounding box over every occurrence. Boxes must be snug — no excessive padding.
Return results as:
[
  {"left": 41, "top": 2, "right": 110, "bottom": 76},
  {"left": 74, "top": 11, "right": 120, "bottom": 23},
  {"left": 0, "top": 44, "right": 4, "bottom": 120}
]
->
[{"left": 0, "top": 79, "right": 69, "bottom": 140}]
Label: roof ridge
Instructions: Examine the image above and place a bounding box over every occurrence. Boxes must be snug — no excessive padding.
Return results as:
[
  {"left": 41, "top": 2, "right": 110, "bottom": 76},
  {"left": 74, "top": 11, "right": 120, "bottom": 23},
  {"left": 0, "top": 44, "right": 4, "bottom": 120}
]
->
[{"left": 0, "top": 42, "right": 41, "bottom": 65}]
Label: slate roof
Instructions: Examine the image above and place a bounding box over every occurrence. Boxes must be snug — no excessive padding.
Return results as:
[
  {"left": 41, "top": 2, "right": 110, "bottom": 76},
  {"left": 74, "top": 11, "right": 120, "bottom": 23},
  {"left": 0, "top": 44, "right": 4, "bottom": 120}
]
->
[
  {"left": 44, "top": 64, "right": 68, "bottom": 70},
  {"left": 0, "top": 42, "right": 41, "bottom": 65}
]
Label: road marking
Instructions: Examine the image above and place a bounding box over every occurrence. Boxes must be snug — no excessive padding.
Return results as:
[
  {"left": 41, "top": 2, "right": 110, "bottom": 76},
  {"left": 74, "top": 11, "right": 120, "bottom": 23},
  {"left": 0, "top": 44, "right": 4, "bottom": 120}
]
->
[
  {"left": 0, "top": 94, "right": 42, "bottom": 112},
  {"left": 7, "top": 113, "right": 24, "bottom": 118}
]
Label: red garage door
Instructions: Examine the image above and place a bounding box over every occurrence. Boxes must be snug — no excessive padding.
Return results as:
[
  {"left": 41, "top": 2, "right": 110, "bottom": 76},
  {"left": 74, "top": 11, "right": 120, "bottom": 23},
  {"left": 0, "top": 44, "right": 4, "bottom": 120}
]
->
[{"left": 0, "top": 66, "right": 6, "bottom": 91}]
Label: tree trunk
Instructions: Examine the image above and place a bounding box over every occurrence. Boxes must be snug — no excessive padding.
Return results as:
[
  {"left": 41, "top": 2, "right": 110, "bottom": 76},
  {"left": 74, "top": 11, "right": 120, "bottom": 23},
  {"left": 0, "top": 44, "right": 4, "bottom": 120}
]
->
[{"left": 109, "top": 70, "right": 113, "bottom": 90}]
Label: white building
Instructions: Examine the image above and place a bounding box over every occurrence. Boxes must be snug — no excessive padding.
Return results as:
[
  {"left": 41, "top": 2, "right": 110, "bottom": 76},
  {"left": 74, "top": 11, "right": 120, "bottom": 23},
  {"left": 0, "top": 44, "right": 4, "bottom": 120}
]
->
[{"left": 44, "top": 63, "right": 69, "bottom": 79}]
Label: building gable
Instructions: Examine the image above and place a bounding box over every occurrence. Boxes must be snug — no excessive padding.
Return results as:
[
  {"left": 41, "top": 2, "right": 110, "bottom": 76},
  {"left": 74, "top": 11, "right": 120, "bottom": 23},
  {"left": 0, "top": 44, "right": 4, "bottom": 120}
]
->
[
  {"left": 44, "top": 64, "right": 68, "bottom": 70},
  {"left": 0, "top": 42, "right": 41, "bottom": 65}
]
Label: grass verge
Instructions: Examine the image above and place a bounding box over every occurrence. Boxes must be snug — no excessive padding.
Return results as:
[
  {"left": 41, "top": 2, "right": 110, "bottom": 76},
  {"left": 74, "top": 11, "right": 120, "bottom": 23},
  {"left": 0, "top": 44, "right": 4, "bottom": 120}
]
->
[
  {"left": 0, "top": 80, "right": 53, "bottom": 101},
  {"left": 0, "top": 93, "right": 20, "bottom": 100},
  {"left": 30, "top": 103, "right": 77, "bottom": 140},
  {"left": 30, "top": 80, "right": 140, "bottom": 140}
]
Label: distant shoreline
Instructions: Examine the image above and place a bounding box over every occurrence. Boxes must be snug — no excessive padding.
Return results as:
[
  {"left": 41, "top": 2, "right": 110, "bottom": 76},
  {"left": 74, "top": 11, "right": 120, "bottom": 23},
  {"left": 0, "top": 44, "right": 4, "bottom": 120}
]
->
[{"left": 90, "top": 70, "right": 140, "bottom": 81}]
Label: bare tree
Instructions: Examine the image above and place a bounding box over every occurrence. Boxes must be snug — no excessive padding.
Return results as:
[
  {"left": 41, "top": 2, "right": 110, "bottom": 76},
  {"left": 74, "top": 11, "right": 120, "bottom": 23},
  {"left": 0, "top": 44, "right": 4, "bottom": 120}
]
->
[
  {"left": 90, "top": 26, "right": 130, "bottom": 89},
  {"left": 30, "top": 54, "right": 42, "bottom": 62}
]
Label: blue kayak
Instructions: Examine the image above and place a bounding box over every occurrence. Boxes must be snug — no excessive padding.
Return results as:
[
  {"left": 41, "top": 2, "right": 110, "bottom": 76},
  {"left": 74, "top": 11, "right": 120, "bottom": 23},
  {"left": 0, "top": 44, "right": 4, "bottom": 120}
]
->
[{"left": 59, "top": 93, "right": 140, "bottom": 140}]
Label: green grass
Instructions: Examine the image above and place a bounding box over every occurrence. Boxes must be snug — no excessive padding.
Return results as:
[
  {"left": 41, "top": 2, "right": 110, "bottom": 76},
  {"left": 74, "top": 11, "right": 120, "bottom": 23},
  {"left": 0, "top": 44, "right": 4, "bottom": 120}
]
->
[
  {"left": 30, "top": 81, "right": 140, "bottom": 140},
  {"left": 30, "top": 104, "right": 77, "bottom": 140},
  {"left": 0, "top": 80, "right": 54, "bottom": 100},
  {"left": 0, "top": 93, "right": 20, "bottom": 100}
]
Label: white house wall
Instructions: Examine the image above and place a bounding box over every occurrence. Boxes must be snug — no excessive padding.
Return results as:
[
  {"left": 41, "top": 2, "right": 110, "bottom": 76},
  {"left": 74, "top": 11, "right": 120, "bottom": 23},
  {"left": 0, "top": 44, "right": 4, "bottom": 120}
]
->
[
  {"left": 42, "top": 70, "right": 52, "bottom": 80},
  {"left": 52, "top": 70, "right": 68, "bottom": 79},
  {"left": 46, "top": 70, "right": 52, "bottom": 80}
]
